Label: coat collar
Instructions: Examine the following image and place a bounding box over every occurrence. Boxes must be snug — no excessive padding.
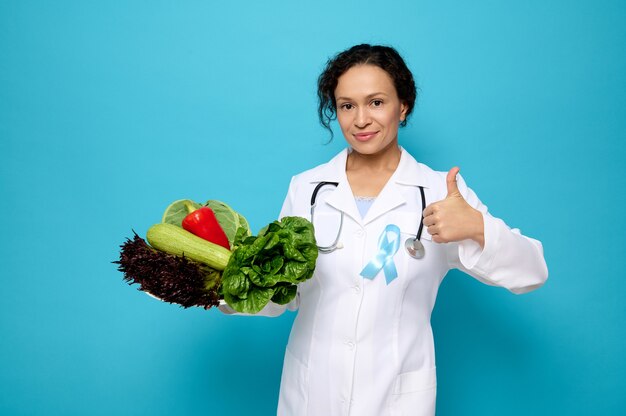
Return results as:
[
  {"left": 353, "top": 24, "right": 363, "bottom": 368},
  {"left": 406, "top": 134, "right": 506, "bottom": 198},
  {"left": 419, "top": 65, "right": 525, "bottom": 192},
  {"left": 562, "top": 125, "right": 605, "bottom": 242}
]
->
[{"left": 309, "top": 146, "right": 430, "bottom": 225}]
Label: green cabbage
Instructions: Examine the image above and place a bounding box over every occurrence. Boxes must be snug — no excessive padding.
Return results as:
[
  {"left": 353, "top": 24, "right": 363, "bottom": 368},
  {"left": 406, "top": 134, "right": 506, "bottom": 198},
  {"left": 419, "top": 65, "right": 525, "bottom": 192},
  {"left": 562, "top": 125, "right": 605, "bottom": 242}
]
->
[
  {"left": 161, "top": 199, "right": 202, "bottom": 226},
  {"left": 161, "top": 199, "right": 251, "bottom": 247},
  {"left": 204, "top": 200, "right": 251, "bottom": 246}
]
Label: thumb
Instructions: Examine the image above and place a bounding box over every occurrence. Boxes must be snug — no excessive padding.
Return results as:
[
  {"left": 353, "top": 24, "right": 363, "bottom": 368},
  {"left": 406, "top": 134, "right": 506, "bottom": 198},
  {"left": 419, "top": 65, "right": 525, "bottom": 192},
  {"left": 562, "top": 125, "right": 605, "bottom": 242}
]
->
[{"left": 446, "top": 167, "right": 460, "bottom": 196}]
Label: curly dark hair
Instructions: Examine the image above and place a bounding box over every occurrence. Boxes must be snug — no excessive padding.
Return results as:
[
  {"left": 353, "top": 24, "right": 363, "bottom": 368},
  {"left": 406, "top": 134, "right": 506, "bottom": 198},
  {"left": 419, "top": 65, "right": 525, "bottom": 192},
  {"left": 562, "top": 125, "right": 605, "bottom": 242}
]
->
[{"left": 317, "top": 44, "right": 417, "bottom": 139}]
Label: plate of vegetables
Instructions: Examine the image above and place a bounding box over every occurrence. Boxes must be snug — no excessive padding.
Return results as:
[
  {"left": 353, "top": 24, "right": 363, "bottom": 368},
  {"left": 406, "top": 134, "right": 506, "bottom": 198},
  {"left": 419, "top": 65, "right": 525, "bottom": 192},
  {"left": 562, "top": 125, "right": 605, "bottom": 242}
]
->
[{"left": 115, "top": 199, "right": 318, "bottom": 314}]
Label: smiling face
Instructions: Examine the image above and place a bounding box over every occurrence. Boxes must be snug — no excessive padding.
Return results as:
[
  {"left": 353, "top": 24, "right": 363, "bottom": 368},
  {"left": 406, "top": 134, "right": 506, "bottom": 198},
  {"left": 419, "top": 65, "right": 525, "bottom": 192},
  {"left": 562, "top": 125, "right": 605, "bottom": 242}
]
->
[{"left": 334, "top": 64, "right": 408, "bottom": 157}]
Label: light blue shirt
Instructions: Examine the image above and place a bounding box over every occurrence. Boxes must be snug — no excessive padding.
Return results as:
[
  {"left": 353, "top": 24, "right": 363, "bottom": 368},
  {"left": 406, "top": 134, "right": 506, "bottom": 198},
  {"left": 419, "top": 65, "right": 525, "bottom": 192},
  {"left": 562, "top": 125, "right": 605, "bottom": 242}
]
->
[{"left": 355, "top": 196, "right": 376, "bottom": 219}]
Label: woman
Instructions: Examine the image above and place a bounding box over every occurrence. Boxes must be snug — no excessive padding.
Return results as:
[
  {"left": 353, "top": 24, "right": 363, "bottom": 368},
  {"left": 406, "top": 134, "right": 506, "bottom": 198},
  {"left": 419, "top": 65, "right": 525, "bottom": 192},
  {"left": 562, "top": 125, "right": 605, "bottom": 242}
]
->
[{"left": 222, "top": 44, "right": 548, "bottom": 416}]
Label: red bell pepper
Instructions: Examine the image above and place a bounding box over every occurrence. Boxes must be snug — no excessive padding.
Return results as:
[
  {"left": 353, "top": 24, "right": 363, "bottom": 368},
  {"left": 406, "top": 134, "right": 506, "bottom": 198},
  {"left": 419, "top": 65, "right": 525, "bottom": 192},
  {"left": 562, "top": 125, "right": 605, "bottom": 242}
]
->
[{"left": 182, "top": 206, "right": 231, "bottom": 250}]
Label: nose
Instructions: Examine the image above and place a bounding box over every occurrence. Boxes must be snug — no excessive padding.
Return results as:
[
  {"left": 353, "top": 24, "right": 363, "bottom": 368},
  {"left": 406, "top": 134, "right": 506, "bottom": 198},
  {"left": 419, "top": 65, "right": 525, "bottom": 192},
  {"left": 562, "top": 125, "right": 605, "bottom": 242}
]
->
[{"left": 354, "top": 107, "right": 371, "bottom": 128}]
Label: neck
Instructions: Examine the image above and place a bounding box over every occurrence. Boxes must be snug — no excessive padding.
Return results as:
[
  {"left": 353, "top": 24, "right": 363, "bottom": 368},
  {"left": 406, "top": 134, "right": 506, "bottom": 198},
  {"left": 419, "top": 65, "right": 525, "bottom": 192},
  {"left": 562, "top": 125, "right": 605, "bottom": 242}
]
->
[{"left": 346, "top": 142, "right": 401, "bottom": 173}]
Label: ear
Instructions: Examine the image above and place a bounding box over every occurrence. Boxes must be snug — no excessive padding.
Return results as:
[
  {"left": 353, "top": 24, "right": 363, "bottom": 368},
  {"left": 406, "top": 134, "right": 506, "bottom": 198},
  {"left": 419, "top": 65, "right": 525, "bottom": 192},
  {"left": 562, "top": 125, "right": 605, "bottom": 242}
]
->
[{"left": 400, "top": 102, "right": 408, "bottom": 122}]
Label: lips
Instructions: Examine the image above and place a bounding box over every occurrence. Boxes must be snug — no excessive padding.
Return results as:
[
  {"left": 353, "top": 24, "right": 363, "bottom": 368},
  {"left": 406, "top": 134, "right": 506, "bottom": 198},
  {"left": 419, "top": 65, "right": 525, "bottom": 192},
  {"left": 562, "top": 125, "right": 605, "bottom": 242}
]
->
[{"left": 353, "top": 131, "right": 378, "bottom": 142}]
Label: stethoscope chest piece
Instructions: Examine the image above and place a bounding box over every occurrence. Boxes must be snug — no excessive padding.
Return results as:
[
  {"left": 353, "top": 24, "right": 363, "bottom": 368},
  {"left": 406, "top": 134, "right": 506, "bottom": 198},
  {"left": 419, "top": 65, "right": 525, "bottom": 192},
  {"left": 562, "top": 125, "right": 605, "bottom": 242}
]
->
[
  {"left": 404, "top": 185, "right": 427, "bottom": 259},
  {"left": 404, "top": 237, "right": 425, "bottom": 259}
]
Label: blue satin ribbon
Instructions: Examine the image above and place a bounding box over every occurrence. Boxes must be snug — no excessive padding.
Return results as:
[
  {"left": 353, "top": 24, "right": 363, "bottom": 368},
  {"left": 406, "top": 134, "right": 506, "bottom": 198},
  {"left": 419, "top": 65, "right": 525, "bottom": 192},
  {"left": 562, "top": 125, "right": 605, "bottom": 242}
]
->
[{"left": 360, "top": 224, "right": 401, "bottom": 284}]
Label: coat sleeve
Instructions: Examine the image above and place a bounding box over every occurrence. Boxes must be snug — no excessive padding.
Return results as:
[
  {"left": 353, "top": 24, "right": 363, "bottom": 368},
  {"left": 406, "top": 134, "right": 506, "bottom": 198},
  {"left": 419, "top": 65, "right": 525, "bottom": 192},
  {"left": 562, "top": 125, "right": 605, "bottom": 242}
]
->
[
  {"left": 445, "top": 174, "right": 549, "bottom": 294},
  {"left": 217, "top": 176, "right": 301, "bottom": 316}
]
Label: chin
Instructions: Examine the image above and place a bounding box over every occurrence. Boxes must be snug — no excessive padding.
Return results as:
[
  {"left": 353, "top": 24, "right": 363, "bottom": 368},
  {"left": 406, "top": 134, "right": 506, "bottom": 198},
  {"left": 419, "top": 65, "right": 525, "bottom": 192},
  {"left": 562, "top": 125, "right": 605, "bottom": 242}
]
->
[{"left": 348, "top": 140, "right": 398, "bottom": 156}]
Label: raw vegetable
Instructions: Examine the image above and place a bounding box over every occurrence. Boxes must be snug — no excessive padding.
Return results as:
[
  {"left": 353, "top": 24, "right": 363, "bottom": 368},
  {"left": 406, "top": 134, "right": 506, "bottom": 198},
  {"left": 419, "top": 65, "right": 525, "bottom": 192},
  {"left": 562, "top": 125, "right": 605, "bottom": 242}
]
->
[
  {"left": 162, "top": 199, "right": 251, "bottom": 247},
  {"left": 221, "top": 216, "right": 317, "bottom": 313},
  {"left": 117, "top": 198, "right": 318, "bottom": 314},
  {"left": 204, "top": 200, "right": 251, "bottom": 246},
  {"left": 182, "top": 204, "right": 231, "bottom": 249},
  {"left": 161, "top": 199, "right": 202, "bottom": 226},
  {"left": 115, "top": 233, "right": 220, "bottom": 309},
  {"left": 145, "top": 217, "right": 317, "bottom": 313},
  {"left": 146, "top": 223, "right": 230, "bottom": 270}
]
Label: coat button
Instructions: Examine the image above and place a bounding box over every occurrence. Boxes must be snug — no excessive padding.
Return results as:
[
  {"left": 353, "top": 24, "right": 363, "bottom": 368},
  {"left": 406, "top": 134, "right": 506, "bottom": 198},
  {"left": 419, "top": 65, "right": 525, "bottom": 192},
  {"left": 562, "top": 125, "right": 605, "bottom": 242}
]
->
[
  {"left": 355, "top": 229, "right": 364, "bottom": 238},
  {"left": 346, "top": 341, "right": 355, "bottom": 350},
  {"left": 352, "top": 285, "right": 361, "bottom": 294}
]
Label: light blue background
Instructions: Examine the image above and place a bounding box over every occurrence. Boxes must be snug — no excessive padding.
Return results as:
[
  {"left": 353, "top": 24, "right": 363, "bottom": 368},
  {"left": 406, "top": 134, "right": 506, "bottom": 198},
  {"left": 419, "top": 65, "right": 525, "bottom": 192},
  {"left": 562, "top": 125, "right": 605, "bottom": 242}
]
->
[{"left": 1, "top": 1, "right": 624, "bottom": 415}]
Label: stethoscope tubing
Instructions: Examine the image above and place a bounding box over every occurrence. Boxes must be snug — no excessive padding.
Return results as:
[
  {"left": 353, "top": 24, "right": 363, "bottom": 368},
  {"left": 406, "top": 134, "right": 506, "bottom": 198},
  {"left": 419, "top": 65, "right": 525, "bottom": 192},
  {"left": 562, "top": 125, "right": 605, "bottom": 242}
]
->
[
  {"left": 311, "top": 181, "right": 342, "bottom": 253},
  {"left": 311, "top": 181, "right": 426, "bottom": 255},
  {"left": 415, "top": 185, "right": 426, "bottom": 241},
  {"left": 310, "top": 181, "right": 339, "bottom": 206}
]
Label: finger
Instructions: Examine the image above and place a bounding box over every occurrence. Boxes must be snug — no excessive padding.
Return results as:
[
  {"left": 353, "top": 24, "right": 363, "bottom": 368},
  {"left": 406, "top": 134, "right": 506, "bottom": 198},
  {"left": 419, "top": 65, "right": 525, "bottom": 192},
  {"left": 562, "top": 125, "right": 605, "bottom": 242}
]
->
[
  {"left": 423, "top": 203, "right": 436, "bottom": 217},
  {"left": 446, "top": 166, "right": 460, "bottom": 196},
  {"left": 423, "top": 215, "right": 436, "bottom": 227}
]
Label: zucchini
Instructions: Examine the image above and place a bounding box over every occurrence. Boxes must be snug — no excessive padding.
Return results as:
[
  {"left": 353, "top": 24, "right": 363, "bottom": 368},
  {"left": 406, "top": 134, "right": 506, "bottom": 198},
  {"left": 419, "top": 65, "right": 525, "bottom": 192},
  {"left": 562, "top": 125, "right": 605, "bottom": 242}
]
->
[{"left": 146, "top": 223, "right": 231, "bottom": 270}]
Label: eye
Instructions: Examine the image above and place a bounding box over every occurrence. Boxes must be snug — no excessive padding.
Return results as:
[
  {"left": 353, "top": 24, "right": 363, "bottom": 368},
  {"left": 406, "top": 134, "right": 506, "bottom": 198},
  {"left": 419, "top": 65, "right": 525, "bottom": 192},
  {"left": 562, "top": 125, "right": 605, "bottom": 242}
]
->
[
  {"left": 339, "top": 103, "right": 354, "bottom": 111},
  {"left": 371, "top": 99, "right": 383, "bottom": 107}
]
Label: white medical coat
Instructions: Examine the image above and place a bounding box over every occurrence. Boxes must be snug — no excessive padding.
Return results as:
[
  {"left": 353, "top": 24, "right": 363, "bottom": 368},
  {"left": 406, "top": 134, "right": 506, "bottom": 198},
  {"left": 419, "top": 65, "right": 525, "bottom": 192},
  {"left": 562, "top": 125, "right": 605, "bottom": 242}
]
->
[{"left": 223, "top": 147, "right": 548, "bottom": 416}]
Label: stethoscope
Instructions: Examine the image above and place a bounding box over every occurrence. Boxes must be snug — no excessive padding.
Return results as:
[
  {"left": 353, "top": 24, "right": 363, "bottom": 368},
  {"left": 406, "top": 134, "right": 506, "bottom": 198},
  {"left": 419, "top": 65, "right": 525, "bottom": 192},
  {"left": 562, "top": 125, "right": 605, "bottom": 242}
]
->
[{"left": 310, "top": 182, "right": 427, "bottom": 259}]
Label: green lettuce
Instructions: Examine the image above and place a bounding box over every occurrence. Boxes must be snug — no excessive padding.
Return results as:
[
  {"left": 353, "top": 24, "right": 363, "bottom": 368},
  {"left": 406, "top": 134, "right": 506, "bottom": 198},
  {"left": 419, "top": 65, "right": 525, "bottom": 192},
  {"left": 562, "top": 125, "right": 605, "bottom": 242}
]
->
[{"left": 221, "top": 216, "right": 318, "bottom": 314}]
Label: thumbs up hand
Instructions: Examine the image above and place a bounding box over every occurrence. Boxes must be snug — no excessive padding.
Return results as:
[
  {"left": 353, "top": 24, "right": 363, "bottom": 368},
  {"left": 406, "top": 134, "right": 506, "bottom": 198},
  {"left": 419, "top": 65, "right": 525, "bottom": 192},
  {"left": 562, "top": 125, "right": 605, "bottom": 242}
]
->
[{"left": 422, "top": 167, "right": 485, "bottom": 248}]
